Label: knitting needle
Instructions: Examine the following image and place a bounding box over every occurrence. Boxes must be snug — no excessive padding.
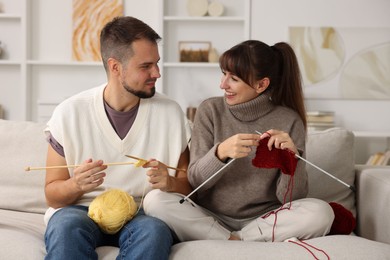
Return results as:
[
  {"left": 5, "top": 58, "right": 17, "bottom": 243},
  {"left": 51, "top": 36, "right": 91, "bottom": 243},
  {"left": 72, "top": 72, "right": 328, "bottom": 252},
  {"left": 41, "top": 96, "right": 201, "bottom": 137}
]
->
[
  {"left": 125, "top": 155, "right": 186, "bottom": 172},
  {"left": 25, "top": 161, "right": 135, "bottom": 171},
  {"left": 179, "top": 158, "right": 236, "bottom": 204},
  {"left": 255, "top": 131, "right": 356, "bottom": 192}
]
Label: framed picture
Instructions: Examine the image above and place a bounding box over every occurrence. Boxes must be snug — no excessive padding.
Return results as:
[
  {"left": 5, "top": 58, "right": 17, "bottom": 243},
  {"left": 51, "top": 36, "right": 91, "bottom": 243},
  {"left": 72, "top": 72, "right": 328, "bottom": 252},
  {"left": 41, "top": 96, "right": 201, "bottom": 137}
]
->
[
  {"left": 179, "top": 41, "right": 211, "bottom": 62},
  {"left": 72, "top": 0, "right": 123, "bottom": 61},
  {"left": 289, "top": 26, "right": 390, "bottom": 100}
]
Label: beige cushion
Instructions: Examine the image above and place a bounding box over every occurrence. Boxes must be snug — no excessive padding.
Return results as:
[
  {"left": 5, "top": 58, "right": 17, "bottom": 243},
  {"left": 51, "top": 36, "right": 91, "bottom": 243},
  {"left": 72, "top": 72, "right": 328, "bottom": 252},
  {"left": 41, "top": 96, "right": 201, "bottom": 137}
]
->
[
  {"left": 0, "top": 209, "right": 46, "bottom": 259},
  {"left": 357, "top": 168, "right": 390, "bottom": 243},
  {"left": 169, "top": 236, "right": 390, "bottom": 259},
  {"left": 306, "top": 128, "right": 356, "bottom": 215},
  {"left": 0, "top": 120, "right": 48, "bottom": 214}
]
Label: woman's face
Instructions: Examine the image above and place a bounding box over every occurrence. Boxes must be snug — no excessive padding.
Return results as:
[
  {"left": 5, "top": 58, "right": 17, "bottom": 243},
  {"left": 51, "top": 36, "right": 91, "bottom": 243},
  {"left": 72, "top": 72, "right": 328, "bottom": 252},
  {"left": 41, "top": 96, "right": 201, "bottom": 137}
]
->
[{"left": 220, "top": 70, "right": 260, "bottom": 106}]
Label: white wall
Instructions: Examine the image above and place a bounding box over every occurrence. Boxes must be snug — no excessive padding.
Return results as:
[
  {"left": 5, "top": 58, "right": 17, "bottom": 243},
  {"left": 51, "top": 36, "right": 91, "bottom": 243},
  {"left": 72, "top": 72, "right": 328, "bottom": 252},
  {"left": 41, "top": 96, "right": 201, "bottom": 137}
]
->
[
  {"left": 2, "top": 0, "right": 389, "bottom": 133},
  {"left": 250, "top": 0, "right": 390, "bottom": 132},
  {"left": 1, "top": 0, "right": 388, "bottom": 163}
]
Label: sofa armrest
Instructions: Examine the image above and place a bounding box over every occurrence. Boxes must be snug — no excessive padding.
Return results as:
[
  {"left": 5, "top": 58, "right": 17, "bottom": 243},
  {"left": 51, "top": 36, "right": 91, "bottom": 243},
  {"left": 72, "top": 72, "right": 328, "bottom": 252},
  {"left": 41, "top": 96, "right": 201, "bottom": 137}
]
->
[{"left": 355, "top": 166, "right": 390, "bottom": 244}]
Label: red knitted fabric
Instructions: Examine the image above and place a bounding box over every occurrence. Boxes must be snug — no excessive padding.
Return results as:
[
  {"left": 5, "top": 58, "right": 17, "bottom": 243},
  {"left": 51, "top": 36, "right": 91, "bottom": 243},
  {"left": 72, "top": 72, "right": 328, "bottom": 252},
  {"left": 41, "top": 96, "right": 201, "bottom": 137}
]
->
[
  {"left": 252, "top": 137, "right": 298, "bottom": 176},
  {"left": 328, "top": 202, "right": 356, "bottom": 235}
]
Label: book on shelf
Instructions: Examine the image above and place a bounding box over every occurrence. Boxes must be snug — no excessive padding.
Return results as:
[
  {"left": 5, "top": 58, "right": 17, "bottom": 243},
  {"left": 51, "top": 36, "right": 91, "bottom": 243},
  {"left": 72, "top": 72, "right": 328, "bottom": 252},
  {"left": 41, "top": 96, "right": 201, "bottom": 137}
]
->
[
  {"left": 307, "top": 111, "right": 335, "bottom": 131},
  {"left": 307, "top": 115, "right": 334, "bottom": 123},
  {"left": 306, "top": 111, "right": 335, "bottom": 123},
  {"left": 306, "top": 111, "right": 335, "bottom": 116},
  {"left": 366, "top": 150, "right": 390, "bottom": 166}
]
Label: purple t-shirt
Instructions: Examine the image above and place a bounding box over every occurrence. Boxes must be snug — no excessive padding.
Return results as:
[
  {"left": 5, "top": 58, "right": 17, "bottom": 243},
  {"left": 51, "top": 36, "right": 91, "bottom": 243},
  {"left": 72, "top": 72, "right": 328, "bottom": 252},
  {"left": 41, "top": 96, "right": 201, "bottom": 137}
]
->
[{"left": 47, "top": 100, "right": 139, "bottom": 157}]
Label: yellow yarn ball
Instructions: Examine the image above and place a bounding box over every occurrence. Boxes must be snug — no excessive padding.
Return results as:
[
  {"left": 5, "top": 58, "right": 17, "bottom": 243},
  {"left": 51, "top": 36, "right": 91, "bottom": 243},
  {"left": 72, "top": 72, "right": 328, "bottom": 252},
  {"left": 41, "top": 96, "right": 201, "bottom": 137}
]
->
[{"left": 88, "top": 189, "right": 137, "bottom": 234}]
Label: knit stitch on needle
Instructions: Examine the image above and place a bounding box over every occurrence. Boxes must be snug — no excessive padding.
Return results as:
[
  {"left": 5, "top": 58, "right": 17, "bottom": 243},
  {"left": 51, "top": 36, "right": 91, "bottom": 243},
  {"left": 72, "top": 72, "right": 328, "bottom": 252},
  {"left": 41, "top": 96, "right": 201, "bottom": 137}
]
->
[{"left": 252, "top": 137, "right": 298, "bottom": 176}]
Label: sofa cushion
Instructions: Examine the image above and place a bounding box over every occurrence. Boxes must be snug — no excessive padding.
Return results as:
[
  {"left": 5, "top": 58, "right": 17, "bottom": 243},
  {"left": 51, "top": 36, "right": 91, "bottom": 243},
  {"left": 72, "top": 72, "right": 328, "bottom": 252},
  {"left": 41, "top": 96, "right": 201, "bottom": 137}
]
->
[
  {"left": 306, "top": 128, "right": 356, "bottom": 216},
  {"left": 169, "top": 236, "right": 390, "bottom": 260},
  {"left": 357, "top": 167, "right": 390, "bottom": 243},
  {"left": 0, "top": 209, "right": 46, "bottom": 259},
  {"left": 0, "top": 120, "right": 48, "bottom": 214}
]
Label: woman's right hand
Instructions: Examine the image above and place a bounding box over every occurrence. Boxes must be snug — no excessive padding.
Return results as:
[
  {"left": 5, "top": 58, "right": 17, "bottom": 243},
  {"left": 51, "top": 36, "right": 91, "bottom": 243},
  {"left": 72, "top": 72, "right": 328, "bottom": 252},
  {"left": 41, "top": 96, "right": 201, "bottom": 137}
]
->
[{"left": 216, "top": 133, "right": 261, "bottom": 162}]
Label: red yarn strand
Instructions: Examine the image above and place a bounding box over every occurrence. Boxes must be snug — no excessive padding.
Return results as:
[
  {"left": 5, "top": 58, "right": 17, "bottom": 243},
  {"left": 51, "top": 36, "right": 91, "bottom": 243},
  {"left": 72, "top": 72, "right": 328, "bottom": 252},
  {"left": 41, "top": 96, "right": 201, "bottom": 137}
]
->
[
  {"left": 252, "top": 135, "right": 331, "bottom": 258},
  {"left": 261, "top": 174, "right": 295, "bottom": 242},
  {"left": 299, "top": 240, "right": 330, "bottom": 260},
  {"left": 288, "top": 239, "right": 330, "bottom": 260}
]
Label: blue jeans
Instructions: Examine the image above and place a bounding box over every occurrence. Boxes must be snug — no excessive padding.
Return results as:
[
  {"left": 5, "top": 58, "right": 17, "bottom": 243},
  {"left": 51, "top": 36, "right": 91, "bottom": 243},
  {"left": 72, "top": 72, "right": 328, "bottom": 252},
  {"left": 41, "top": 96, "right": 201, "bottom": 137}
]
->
[{"left": 44, "top": 205, "right": 173, "bottom": 260}]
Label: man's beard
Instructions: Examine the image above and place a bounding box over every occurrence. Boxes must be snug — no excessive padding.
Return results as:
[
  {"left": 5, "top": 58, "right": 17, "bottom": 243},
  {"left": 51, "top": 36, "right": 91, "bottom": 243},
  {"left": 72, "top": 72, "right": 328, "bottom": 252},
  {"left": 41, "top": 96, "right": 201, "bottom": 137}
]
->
[{"left": 122, "top": 81, "right": 155, "bottom": 99}]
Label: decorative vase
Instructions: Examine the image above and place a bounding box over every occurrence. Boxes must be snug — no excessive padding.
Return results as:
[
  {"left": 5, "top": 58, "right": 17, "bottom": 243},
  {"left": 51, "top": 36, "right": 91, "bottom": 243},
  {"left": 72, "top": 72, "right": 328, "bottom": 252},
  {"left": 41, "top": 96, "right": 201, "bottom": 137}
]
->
[
  {"left": 187, "top": 0, "right": 208, "bottom": 17},
  {"left": 208, "top": 1, "right": 224, "bottom": 17}
]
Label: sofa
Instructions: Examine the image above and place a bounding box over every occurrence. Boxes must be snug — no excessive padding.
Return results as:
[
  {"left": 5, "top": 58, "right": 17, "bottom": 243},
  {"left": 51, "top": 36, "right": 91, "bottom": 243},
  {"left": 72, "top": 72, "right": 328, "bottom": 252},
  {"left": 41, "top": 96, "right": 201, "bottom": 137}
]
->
[{"left": 0, "top": 119, "right": 389, "bottom": 259}]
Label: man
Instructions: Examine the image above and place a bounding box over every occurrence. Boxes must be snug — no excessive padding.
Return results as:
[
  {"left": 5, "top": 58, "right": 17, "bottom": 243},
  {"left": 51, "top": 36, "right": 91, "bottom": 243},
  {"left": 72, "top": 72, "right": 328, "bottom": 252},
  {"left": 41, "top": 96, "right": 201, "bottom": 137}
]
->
[{"left": 44, "top": 16, "right": 191, "bottom": 260}]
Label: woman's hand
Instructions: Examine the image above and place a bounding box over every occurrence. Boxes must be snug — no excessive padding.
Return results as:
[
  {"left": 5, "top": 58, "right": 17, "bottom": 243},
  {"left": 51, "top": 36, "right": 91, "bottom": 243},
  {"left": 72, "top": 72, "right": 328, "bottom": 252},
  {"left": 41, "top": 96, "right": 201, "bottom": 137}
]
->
[
  {"left": 217, "top": 133, "right": 261, "bottom": 162},
  {"left": 143, "top": 159, "right": 172, "bottom": 191},
  {"left": 261, "top": 129, "right": 298, "bottom": 155},
  {"left": 71, "top": 158, "right": 107, "bottom": 192}
]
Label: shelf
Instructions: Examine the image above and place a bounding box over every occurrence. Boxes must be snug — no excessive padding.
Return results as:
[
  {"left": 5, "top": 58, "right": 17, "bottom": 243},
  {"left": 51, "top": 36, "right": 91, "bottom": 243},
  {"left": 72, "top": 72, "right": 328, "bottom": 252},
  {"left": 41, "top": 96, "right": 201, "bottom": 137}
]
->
[
  {"left": 161, "top": 0, "right": 251, "bottom": 111},
  {"left": 164, "top": 16, "right": 246, "bottom": 22},
  {"left": 0, "top": 0, "right": 250, "bottom": 121},
  {"left": 353, "top": 131, "right": 390, "bottom": 138},
  {"left": 0, "top": 13, "right": 22, "bottom": 19},
  {"left": 27, "top": 60, "right": 103, "bottom": 66},
  {"left": 164, "top": 62, "right": 219, "bottom": 68},
  {"left": 355, "top": 164, "right": 390, "bottom": 168},
  {"left": 0, "top": 60, "right": 21, "bottom": 65}
]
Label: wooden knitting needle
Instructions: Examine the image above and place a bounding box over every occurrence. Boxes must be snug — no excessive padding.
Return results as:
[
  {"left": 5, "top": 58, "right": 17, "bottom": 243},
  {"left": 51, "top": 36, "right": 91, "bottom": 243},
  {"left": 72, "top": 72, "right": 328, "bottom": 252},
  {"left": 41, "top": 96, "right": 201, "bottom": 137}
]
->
[
  {"left": 255, "top": 131, "right": 356, "bottom": 192},
  {"left": 125, "top": 155, "right": 186, "bottom": 172},
  {"left": 25, "top": 161, "right": 135, "bottom": 171}
]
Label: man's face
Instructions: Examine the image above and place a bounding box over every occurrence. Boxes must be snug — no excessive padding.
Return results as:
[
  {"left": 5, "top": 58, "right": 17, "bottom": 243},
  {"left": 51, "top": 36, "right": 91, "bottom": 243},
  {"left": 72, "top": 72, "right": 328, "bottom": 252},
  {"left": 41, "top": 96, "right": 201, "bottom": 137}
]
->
[{"left": 121, "top": 39, "right": 161, "bottom": 98}]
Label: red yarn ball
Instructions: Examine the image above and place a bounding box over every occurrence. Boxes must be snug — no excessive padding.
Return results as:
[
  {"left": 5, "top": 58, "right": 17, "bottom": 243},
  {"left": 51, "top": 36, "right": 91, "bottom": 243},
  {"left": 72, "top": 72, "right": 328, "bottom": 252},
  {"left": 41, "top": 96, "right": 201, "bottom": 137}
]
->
[{"left": 328, "top": 202, "right": 356, "bottom": 235}]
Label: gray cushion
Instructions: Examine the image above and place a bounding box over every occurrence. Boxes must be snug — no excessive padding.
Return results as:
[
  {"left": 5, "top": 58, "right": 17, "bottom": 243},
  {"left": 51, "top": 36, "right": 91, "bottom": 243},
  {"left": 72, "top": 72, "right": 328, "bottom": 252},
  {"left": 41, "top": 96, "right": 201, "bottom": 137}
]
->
[{"left": 306, "top": 128, "right": 356, "bottom": 215}]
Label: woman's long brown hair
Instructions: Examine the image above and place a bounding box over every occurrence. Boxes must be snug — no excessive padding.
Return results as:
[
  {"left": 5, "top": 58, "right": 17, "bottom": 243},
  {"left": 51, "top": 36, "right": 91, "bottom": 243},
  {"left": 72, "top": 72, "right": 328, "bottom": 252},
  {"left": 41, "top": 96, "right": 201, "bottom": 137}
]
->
[{"left": 219, "top": 40, "right": 307, "bottom": 129}]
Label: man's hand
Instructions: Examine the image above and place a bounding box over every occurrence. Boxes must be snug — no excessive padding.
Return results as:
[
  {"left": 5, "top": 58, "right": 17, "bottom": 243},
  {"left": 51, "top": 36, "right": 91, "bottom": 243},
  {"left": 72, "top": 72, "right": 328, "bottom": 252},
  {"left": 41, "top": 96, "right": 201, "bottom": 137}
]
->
[
  {"left": 144, "top": 159, "right": 172, "bottom": 191},
  {"left": 71, "top": 158, "right": 107, "bottom": 193}
]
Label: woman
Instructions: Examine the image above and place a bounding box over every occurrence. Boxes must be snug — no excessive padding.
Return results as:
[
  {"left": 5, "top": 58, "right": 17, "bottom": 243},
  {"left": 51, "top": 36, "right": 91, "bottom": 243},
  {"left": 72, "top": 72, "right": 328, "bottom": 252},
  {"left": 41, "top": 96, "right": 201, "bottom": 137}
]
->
[{"left": 144, "top": 40, "right": 334, "bottom": 242}]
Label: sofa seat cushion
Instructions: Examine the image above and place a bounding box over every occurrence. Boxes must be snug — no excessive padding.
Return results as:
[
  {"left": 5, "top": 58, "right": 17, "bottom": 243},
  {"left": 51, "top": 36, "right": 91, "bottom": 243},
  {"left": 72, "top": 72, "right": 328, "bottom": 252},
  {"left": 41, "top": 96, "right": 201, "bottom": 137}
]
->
[
  {"left": 306, "top": 128, "right": 356, "bottom": 216},
  {"left": 0, "top": 209, "right": 121, "bottom": 260},
  {"left": 0, "top": 209, "right": 46, "bottom": 260},
  {"left": 169, "top": 236, "right": 390, "bottom": 260}
]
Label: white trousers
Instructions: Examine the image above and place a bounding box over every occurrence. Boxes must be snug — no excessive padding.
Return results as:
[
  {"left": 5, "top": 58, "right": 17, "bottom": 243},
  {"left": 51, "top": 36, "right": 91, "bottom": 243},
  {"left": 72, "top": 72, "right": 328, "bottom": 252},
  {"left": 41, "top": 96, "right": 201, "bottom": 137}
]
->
[{"left": 143, "top": 189, "right": 335, "bottom": 242}]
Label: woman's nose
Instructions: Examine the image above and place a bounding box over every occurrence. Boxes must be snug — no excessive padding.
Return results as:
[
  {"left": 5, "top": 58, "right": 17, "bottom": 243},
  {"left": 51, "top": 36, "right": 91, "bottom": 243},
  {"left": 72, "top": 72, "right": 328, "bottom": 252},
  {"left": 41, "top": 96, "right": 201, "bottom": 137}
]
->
[{"left": 220, "top": 76, "right": 228, "bottom": 89}]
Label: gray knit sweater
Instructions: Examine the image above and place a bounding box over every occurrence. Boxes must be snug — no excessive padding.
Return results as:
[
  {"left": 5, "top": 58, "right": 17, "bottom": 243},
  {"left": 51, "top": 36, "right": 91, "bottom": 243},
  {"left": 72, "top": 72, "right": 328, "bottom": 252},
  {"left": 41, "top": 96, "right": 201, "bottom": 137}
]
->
[{"left": 188, "top": 93, "right": 308, "bottom": 219}]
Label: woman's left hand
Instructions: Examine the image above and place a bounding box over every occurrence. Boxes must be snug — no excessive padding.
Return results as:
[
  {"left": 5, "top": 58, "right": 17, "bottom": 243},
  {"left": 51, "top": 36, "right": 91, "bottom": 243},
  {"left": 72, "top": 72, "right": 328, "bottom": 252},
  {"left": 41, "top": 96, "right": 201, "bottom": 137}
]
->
[
  {"left": 143, "top": 159, "right": 172, "bottom": 191},
  {"left": 260, "top": 129, "right": 298, "bottom": 155}
]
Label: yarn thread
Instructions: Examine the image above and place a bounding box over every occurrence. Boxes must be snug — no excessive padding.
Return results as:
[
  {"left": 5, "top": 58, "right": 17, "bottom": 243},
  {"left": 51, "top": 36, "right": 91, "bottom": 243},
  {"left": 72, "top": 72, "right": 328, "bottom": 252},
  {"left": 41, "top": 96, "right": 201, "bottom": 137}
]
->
[
  {"left": 88, "top": 188, "right": 138, "bottom": 234},
  {"left": 252, "top": 137, "right": 298, "bottom": 241},
  {"left": 288, "top": 239, "right": 330, "bottom": 260}
]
